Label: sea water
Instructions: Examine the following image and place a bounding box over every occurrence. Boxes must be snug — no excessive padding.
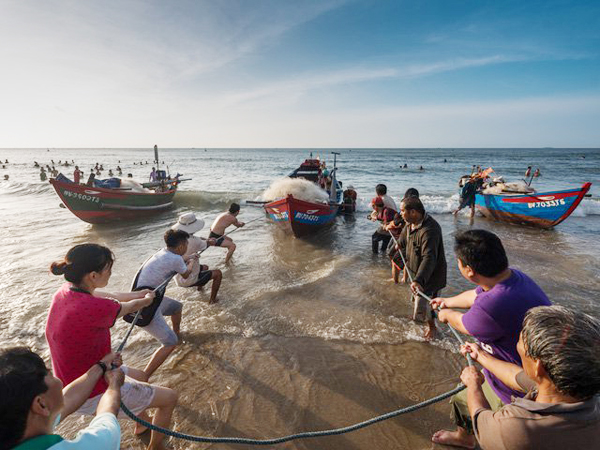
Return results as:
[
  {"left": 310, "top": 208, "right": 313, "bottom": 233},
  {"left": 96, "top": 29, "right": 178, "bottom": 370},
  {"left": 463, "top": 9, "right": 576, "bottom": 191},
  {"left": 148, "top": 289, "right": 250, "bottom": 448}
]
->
[{"left": 0, "top": 148, "right": 599, "bottom": 449}]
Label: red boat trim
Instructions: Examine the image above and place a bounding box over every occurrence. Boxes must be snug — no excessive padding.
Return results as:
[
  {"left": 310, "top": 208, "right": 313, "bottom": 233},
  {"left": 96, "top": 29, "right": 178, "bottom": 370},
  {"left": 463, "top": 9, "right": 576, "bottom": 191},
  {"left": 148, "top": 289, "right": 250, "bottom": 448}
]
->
[
  {"left": 550, "top": 182, "right": 591, "bottom": 227},
  {"left": 501, "top": 190, "right": 581, "bottom": 203}
]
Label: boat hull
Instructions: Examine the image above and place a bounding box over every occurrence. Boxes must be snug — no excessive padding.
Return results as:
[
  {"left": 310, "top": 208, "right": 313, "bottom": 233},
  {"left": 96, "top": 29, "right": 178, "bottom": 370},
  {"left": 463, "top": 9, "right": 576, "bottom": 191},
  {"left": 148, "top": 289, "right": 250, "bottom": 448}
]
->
[
  {"left": 475, "top": 183, "right": 591, "bottom": 228},
  {"left": 264, "top": 195, "right": 338, "bottom": 237},
  {"left": 50, "top": 178, "right": 177, "bottom": 224}
]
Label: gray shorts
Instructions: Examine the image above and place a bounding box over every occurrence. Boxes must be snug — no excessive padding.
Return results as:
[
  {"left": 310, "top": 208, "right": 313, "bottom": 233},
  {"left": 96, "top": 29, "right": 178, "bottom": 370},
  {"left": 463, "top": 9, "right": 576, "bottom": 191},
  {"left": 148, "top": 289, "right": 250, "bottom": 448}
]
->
[
  {"left": 412, "top": 290, "right": 440, "bottom": 322},
  {"left": 142, "top": 296, "right": 182, "bottom": 347}
]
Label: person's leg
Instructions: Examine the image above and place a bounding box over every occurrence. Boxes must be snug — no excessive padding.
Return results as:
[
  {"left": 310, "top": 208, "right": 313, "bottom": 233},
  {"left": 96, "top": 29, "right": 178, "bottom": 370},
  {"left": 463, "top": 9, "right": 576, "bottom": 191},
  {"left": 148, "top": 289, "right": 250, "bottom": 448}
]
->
[
  {"left": 145, "top": 386, "right": 178, "bottom": 450},
  {"left": 432, "top": 379, "right": 503, "bottom": 448},
  {"left": 209, "top": 269, "right": 222, "bottom": 304},
  {"left": 371, "top": 232, "right": 380, "bottom": 253},
  {"left": 391, "top": 263, "right": 399, "bottom": 283},
  {"left": 413, "top": 294, "right": 437, "bottom": 340},
  {"left": 222, "top": 238, "right": 236, "bottom": 263},
  {"left": 144, "top": 346, "right": 176, "bottom": 380},
  {"left": 380, "top": 234, "right": 392, "bottom": 253},
  {"left": 140, "top": 306, "right": 180, "bottom": 380},
  {"left": 170, "top": 310, "right": 182, "bottom": 340}
]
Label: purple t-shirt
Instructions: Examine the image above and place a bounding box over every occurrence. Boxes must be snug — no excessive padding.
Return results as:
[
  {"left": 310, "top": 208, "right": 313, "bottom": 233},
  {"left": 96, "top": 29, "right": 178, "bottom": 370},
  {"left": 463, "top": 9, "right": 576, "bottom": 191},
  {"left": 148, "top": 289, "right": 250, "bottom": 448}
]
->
[{"left": 462, "top": 269, "right": 551, "bottom": 404}]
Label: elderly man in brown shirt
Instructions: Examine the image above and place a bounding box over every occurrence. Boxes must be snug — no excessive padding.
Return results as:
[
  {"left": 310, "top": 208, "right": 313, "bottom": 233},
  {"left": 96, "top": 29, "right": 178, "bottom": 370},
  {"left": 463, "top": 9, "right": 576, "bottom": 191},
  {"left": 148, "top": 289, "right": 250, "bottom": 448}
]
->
[{"left": 458, "top": 305, "right": 600, "bottom": 450}]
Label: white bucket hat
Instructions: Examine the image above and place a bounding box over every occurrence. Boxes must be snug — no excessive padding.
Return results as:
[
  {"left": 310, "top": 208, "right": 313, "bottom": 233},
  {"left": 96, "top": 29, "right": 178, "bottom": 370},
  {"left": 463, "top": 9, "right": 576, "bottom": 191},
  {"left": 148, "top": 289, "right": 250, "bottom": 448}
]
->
[{"left": 171, "top": 212, "right": 205, "bottom": 234}]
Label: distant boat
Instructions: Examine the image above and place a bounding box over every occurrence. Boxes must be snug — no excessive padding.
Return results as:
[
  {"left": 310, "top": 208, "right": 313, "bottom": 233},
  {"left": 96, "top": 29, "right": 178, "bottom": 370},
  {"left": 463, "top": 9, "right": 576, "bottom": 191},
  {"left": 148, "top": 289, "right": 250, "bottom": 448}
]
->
[
  {"left": 475, "top": 183, "right": 591, "bottom": 228},
  {"left": 264, "top": 154, "right": 343, "bottom": 237}
]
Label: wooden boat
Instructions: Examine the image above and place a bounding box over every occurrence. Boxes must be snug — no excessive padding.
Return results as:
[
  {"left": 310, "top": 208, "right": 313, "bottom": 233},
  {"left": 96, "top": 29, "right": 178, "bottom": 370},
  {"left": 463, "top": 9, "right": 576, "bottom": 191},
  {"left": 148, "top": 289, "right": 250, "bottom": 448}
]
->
[
  {"left": 50, "top": 176, "right": 180, "bottom": 224},
  {"left": 49, "top": 145, "right": 188, "bottom": 224},
  {"left": 264, "top": 154, "right": 343, "bottom": 237},
  {"left": 475, "top": 182, "right": 591, "bottom": 228}
]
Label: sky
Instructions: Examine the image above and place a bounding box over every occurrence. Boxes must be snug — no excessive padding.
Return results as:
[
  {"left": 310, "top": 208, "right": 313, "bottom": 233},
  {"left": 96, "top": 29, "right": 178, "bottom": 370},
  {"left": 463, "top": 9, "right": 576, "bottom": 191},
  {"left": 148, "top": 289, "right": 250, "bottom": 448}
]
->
[{"left": 0, "top": 0, "right": 599, "bottom": 148}]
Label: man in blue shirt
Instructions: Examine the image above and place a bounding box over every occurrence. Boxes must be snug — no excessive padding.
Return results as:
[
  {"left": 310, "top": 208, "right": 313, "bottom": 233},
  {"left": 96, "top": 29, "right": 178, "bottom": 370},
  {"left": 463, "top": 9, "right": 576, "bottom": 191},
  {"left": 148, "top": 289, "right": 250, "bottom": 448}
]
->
[{"left": 0, "top": 347, "right": 123, "bottom": 450}]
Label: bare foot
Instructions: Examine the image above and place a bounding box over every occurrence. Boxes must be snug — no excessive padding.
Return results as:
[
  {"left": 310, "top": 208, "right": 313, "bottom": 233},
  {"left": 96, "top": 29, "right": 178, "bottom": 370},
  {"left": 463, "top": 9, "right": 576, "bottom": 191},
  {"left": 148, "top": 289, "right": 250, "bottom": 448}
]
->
[
  {"left": 387, "top": 277, "right": 399, "bottom": 284},
  {"left": 209, "top": 297, "right": 219, "bottom": 305},
  {"left": 424, "top": 326, "right": 437, "bottom": 341},
  {"left": 432, "top": 429, "right": 476, "bottom": 449}
]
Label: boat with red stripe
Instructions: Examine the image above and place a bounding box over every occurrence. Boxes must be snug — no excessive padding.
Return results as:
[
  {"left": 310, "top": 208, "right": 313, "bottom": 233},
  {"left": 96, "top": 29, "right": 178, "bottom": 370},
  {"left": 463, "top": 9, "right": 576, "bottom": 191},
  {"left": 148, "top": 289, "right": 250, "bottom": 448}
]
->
[
  {"left": 475, "top": 182, "right": 591, "bottom": 228},
  {"left": 264, "top": 153, "right": 343, "bottom": 237}
]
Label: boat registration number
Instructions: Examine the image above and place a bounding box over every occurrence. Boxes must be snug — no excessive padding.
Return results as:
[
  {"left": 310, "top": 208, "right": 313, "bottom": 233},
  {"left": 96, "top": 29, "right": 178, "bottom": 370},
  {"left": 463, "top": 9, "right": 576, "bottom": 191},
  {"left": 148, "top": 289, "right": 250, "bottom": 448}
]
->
[
  {"left": 527, "top": 199, "right": 565, "bottom": 208},
  {"left": 295, "top": 212, "right": 319, "bottom": 222},
  {"left": 63, "top": 189, "right": 100, "bottom": 203}
]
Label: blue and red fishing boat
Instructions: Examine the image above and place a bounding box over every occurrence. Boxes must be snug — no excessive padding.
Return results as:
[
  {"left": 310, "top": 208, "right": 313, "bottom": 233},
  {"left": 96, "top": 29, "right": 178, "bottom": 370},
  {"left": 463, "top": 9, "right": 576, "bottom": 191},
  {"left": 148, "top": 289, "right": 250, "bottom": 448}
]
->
[
  {"left": 264, "top": 153, "right": 343, "bottom": 237},
  {"left": 475, "top": 182, "right": 591, "bottom": 228}
]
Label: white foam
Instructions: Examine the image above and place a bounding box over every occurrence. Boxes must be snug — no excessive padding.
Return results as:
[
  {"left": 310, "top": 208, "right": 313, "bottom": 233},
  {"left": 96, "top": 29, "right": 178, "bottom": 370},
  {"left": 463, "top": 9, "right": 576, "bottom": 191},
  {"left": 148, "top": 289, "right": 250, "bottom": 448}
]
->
[
  {"left": 261, "top": 177, "right": 329, "bottom": 203},
  {"left": 572, "top": 198, "right": 600, "bottom": 217}
]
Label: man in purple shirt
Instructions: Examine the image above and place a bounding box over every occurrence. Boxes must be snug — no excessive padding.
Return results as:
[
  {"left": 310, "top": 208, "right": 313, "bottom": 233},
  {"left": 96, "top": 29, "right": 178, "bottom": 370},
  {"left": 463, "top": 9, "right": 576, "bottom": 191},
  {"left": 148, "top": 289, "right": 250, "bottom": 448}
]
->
[{"left": 430, "top": 229, "right": 551, "bottom": 448}]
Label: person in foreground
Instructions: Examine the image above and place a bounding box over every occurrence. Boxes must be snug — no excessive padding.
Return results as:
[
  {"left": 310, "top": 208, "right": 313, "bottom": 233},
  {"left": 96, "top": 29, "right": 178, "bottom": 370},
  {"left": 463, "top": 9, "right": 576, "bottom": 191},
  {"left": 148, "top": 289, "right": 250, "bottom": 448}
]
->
[
  {"left": 171, "top": 212, "right": 223, "bottom": 304},
  {"left": 210, "top": 203, "right": 245, "bottom": 263},
  {"left": 46, "top": 243, "right": 178, "bottom": 450},
  {"left": 0, "top": 347, "right": 124, "bottom": 450},
  {"left": 431, "top": 230, "right": 551, "bottom": 448},
  {"left": 459, "top": 306, "right": 600, "bottom": 450},
  {"left": 398, "top": 196, "right": 446, "bottom": 339}
]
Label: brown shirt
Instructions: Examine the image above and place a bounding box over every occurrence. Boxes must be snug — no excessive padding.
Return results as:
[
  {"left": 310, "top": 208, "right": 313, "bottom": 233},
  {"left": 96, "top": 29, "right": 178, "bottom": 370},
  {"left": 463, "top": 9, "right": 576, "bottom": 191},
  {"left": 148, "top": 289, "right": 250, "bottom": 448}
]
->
[
  {"left": 398, "top": 214, "right": 447, "bottom": 294},
  {"left": 473, "top": 372, "right": 600, "bottom": 450}
]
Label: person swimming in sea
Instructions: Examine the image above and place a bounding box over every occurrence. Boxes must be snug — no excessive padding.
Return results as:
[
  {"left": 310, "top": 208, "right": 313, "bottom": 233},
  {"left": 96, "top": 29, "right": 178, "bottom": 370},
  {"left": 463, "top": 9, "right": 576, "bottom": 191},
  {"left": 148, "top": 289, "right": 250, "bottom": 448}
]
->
[{"left": 209, "top": 203, "right": 245, "bottom": 264}]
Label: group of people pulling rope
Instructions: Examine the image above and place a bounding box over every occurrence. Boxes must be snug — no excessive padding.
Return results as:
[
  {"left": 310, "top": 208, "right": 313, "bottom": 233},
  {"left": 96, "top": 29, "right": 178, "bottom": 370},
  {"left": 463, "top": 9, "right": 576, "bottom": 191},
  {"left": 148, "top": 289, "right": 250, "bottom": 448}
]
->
[{"left": 1, "top": 193, "right": 599, "bottom": 450}]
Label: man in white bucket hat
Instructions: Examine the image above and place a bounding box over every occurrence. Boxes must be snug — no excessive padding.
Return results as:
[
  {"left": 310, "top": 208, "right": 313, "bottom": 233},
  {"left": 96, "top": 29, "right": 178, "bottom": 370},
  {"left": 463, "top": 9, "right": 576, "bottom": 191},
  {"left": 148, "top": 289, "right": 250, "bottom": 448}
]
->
[{"left": 171, "top": 212, "right": 223, "bottom": 304}]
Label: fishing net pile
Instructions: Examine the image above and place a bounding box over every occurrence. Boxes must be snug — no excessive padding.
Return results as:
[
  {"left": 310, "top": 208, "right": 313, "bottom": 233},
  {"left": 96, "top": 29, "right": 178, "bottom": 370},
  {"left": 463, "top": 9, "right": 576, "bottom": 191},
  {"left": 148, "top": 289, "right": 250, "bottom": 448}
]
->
[
  {"left": 120, "top": 179, "right": 152, "bottom": 193},
  {"left": 483, "top": 181, "right": 535, "bottom": 195},
  {"left": 262, "top": 177, "right": 329, "bottom": 203}
]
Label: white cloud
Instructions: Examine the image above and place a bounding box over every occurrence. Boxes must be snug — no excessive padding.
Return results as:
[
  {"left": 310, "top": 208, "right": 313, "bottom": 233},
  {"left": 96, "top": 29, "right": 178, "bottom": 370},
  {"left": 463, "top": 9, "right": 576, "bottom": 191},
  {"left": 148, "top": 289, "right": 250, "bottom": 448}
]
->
[{"left": 222, "top": 55, "right": 529, "bottom": 106}]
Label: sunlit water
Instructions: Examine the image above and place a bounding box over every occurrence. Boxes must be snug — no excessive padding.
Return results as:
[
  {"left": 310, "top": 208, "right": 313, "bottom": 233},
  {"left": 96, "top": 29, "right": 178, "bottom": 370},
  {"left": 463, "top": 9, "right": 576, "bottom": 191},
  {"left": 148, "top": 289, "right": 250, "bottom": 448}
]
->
[{"left": 1, "top": 148, "right": 599, "bottom": 449}]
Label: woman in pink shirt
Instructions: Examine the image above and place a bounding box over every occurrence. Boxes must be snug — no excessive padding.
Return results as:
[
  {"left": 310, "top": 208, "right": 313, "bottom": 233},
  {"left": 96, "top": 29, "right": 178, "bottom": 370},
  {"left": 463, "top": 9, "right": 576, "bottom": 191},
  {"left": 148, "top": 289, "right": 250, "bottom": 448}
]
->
[{"left": 46, "top": 244, "right": 178, "bottom": 450}]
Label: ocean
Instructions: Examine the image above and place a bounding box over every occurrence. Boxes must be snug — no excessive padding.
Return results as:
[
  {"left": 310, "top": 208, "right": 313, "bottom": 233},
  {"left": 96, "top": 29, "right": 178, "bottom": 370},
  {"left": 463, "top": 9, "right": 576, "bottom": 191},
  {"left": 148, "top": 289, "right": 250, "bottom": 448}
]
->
[{"left": 1, "top": 147, "right": 599, "bottom": 449}]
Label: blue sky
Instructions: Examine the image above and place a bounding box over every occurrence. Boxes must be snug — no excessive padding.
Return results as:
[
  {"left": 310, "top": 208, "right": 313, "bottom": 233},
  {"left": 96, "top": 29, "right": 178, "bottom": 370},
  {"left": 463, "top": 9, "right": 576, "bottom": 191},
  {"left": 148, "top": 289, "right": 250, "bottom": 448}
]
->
[{"left": 1, "top": 0, "right": 598, "bottom": 147}]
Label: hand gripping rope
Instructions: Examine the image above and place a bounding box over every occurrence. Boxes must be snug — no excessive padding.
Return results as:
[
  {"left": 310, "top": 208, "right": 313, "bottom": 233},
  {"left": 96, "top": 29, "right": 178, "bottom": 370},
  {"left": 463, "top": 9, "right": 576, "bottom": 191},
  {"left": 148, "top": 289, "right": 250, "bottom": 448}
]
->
[{"left": 111, "top": 234, "right": 470, "bottom": 445}]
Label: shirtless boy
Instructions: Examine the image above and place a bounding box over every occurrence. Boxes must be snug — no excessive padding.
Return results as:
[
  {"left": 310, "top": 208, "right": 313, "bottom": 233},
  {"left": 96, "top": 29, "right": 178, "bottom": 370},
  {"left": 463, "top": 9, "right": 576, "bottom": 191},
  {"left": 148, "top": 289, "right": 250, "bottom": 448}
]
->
[{"left": 210, "top": 203, "right": 245, "bottom": 263}]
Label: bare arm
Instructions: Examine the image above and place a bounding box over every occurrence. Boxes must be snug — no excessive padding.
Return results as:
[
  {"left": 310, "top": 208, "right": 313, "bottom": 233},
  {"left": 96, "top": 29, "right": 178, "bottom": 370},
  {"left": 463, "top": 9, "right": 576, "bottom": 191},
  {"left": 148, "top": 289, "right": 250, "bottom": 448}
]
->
[
  {"left": 431, "top": 289, "right": 477, "bottom": 310},
  {"left": 117, "top": 292, "right": 154, "bottom": 318},
  {"left": 96, "top": 369, "right": 125, "bottom": 417},
  {"left": 437, "top": 309, "right": 471, "bottom": 335},
  {"left": 62, "top": 353, "right": 122, "bottom": 417},
  {"left": 461, "top": 342, "right": 525, "bottom": 392},
  {"left": 93, "top": 289, "right": 152, "bottom": 302},
  {"left": 461, "top": 366, "right": 491, "bottom": 418}
]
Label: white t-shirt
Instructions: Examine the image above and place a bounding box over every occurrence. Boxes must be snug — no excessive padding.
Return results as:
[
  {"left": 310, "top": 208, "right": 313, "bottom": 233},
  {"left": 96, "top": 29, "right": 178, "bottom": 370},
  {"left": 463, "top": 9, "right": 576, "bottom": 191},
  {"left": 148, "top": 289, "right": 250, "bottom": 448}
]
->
[
  {"left": 382, "top": 194, "right": 398, "bottom": 211},
  {"left": 51, "top": 413, "right": 120, "bottom": 449},
  {"left": 176, "top": 236, "right": 208, "bottom": 287},
  {"left": 136, "top": 248, "right": 187, "bottom": 288}
]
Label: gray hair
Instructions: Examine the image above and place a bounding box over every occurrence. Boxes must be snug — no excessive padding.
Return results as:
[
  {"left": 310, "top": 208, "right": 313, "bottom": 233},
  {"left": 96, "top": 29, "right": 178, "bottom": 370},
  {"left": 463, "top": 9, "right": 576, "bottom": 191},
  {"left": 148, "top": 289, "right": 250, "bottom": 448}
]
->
[{"left": 522, "top": 305, "right": 600, "bottom": 400}]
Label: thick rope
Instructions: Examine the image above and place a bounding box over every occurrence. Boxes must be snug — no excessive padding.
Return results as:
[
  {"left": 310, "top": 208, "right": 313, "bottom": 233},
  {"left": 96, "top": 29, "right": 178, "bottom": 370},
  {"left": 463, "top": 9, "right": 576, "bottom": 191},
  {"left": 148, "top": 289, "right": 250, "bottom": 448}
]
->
[
  {"left": 119, "top": 384, "right": 465, "bottom": 445},
  {"left": 113, "top": 231, "right": 471, "bottom": 444}
]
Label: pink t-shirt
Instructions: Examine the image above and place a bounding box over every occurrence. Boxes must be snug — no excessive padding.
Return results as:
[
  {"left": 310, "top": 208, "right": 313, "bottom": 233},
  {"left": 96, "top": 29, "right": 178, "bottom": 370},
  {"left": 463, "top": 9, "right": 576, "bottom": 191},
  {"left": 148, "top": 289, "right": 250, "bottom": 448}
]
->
[{"left": 45, "top": 283, "right": 121, "bottom": 398}]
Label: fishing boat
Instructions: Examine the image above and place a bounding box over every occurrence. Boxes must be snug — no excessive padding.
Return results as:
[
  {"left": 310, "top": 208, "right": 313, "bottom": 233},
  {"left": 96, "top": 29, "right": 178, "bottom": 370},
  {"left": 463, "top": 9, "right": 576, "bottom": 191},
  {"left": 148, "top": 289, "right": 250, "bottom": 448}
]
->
[
  {"left": 49, "top": 145, "right": 188, "bottom": 224},
  {"left": 475, "top": 183, "right": 591, "bottom": 228},
  {"left": 263, "top": 153, "right": 343, "bottom": 237}
]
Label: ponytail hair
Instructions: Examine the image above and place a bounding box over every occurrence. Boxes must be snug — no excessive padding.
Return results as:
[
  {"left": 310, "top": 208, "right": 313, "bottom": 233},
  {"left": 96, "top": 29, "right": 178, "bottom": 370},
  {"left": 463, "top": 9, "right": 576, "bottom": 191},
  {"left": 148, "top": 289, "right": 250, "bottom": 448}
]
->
[{"left": 50, "top": 244, "right": 114, "bottom": 285}]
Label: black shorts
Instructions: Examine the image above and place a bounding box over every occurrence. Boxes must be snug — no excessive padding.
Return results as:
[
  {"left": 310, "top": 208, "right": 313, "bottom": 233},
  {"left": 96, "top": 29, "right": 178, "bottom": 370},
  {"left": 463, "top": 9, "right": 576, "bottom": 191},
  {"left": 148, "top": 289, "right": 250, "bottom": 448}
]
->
[
  {"left": 391, "top": 251, "right": 405, "bottom": 270},
  {"left": 191, "top": 268, "right": 213, "bottom": 287},
  {"left": 209, "top": 231, "right": 225, "bottom": 246}
]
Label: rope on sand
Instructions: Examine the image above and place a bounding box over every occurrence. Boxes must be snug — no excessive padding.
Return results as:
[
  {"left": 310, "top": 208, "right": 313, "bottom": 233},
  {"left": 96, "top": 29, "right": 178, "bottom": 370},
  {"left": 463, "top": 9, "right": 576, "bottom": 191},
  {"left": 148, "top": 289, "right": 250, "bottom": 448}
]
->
[{"left": 114, "top": 232, "right": 470, "bottom": 444}]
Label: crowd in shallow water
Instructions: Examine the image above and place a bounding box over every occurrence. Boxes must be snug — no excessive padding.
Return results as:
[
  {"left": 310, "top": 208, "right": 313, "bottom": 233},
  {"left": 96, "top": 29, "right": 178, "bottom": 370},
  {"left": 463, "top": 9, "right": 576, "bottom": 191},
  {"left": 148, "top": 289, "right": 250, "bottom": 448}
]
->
[{"left": 1, "top": 176, "right": 599, "bottom": 450}]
